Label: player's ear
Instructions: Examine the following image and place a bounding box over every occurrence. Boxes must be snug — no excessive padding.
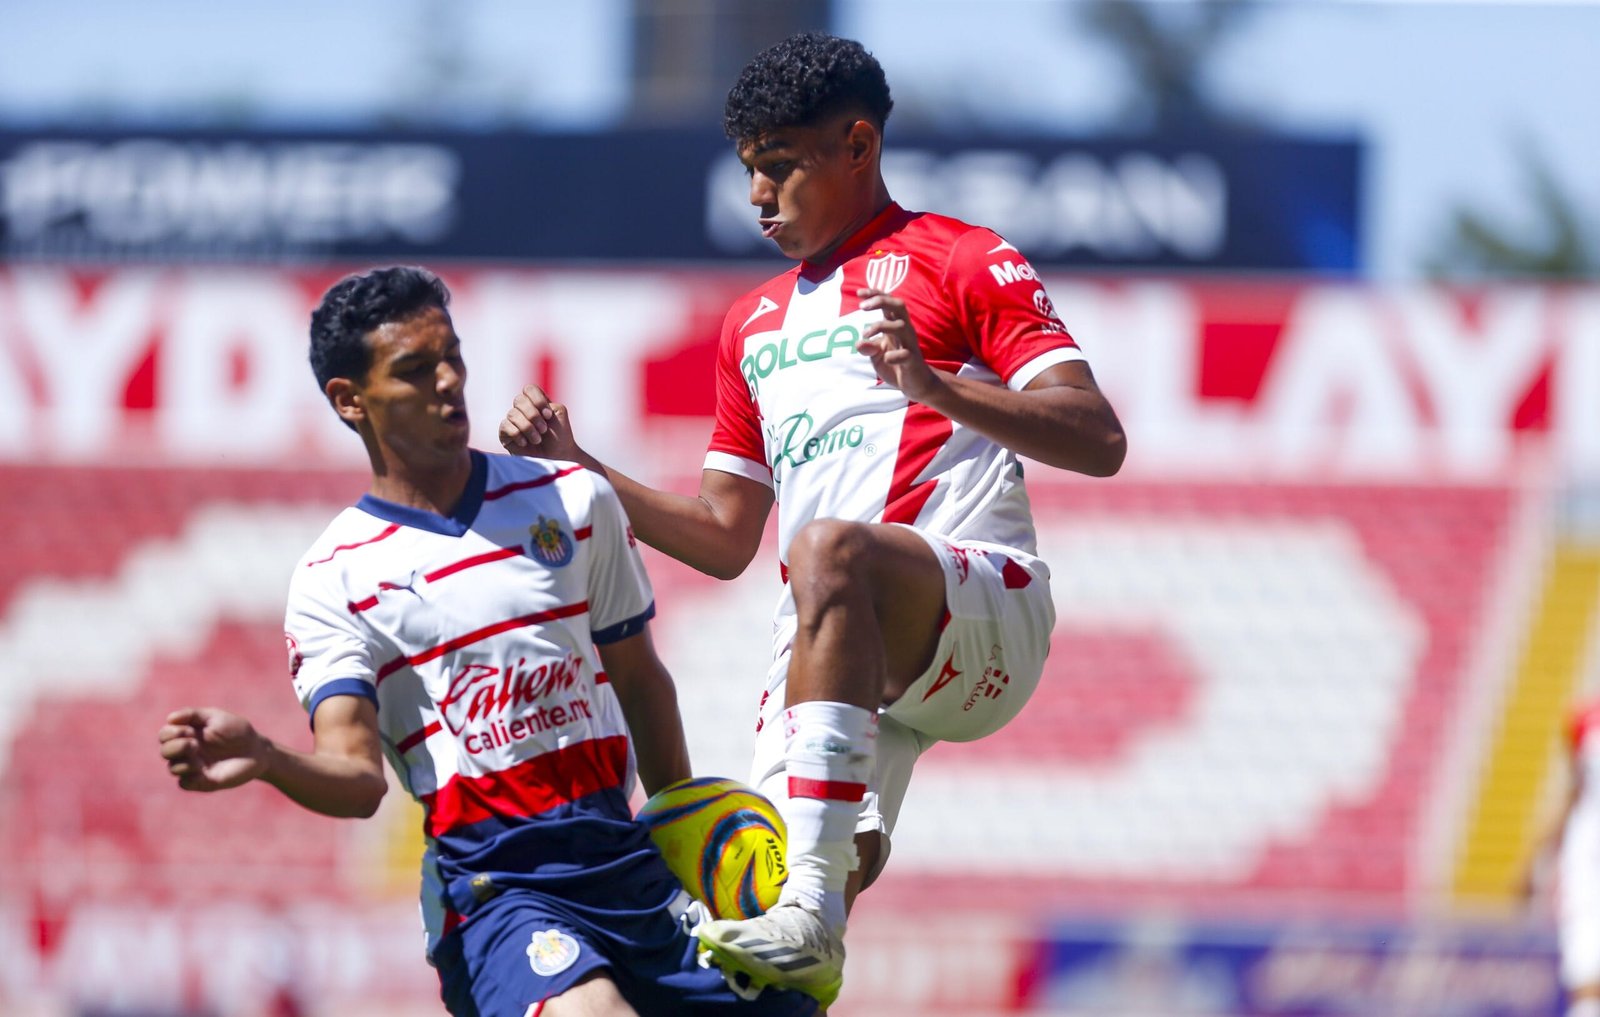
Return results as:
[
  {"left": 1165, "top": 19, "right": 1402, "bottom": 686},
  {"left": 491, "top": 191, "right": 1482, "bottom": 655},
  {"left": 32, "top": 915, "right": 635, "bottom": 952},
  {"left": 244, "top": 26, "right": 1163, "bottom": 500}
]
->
[
  {"left": 326, "top": 377, "right": 365, "bottom": 427},
  {"left": 844, "top": 119, "right": 879, "bottom": 170}
]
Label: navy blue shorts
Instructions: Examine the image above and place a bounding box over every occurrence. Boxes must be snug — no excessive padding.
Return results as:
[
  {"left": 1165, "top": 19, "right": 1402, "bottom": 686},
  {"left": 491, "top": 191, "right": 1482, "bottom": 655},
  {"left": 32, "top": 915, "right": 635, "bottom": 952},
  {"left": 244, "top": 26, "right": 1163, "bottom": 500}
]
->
[{"left": 433, "top": 886, "right": 819, "bottom": 1017}]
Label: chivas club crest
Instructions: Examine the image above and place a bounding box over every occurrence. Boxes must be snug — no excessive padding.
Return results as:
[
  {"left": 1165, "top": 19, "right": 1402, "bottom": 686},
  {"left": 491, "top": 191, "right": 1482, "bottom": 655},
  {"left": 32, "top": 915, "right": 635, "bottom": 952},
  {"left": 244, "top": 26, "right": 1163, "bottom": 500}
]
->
[
  {"left": 865, "top": 251, "right": 910, "bottom": 293},
  {"left": 528, "top": 516, "right": 574, "bottom": 567},
  {"left": 526, "top": 929, "right": 580, "bottom": 976}
]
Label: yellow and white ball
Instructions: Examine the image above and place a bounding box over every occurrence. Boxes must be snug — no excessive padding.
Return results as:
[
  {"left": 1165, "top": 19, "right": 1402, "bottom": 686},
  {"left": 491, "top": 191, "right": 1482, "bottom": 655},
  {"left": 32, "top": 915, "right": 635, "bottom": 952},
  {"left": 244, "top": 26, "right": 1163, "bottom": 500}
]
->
[{"left": 638, "top": 777, "right": 788, "bottom": 919}]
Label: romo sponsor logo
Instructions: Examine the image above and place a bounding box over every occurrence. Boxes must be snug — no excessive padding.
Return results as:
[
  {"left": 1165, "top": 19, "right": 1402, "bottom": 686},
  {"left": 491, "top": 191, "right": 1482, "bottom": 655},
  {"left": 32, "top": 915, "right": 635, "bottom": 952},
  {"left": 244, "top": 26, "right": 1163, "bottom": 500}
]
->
[
  {"left": 865, "top": 251, "right": 910, "bottom": 293},
  {"left": 769, "top": 411, "right": 868, "bottom": 480},
  {"left": 527, "top": 929, "right": 581, "bottom": 976}
]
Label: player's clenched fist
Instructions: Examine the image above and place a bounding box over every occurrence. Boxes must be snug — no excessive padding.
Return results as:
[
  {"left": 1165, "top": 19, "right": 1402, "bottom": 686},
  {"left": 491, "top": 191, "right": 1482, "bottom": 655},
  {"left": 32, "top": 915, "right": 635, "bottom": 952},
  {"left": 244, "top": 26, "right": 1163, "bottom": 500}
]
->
[
  {"left": 856, "top": 287, "right": 942, "bottom": 403},
  {"left": 499, "top": 384, "right": 581, "bottom": 462},
  {"left": 158, "top": 707, "right": 269, "bottom": 792}
]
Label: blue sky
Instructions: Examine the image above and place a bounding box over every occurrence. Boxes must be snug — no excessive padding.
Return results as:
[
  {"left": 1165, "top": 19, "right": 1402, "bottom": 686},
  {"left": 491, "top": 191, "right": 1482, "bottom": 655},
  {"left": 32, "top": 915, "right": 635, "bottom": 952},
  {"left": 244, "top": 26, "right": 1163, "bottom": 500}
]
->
[
  {"left": 1, "top": 0, "right": 1596, "bottom": 278},
  {"left": 842, "top": 0, "right": 1600, "bottom": 279}
]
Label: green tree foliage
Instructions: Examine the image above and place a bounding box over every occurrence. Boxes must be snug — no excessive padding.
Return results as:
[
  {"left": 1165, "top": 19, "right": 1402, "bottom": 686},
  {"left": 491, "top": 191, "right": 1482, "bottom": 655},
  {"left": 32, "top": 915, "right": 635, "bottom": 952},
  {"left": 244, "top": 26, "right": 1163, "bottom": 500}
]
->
[
  {"left": 1077, "top": 0, "right": 1258, "bottom": 132},
  {"left": 1428, "top": 149, "right": 1595, "bottom": 280}
]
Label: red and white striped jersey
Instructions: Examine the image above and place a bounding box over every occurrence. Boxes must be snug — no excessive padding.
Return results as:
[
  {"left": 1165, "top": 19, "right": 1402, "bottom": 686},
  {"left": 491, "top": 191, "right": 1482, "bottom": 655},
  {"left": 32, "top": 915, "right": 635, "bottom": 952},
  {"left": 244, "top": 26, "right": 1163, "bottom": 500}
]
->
[
  {"left": 705, "top": 203, "right": 1084, "bottom": 567},
  {"left": 1571, "top": 698, "right": 1600, "bottom": 777},
  {"left": 284, "top": 451, "right": 659, "bottom": 951},
  {"left": 1562, "top": 695, "right": 1600, "bottom": 962}
]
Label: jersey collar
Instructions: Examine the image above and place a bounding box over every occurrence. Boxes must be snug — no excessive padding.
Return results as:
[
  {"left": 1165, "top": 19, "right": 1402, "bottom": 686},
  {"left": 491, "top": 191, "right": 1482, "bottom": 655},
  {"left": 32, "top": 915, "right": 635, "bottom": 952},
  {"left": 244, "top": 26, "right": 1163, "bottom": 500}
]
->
[
  {"left": 356, "top": 449, "right": 488, "bottom": 536},
  {"left": 800, "top": 202, "right": 911, "bottom": 281}
]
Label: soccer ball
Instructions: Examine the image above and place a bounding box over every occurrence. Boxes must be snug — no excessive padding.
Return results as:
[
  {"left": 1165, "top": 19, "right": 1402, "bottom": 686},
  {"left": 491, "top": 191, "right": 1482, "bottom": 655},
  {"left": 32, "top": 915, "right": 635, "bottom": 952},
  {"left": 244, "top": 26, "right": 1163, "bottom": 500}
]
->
[{"left": 638, "top": 776, "right": 788, "bottom": 920}]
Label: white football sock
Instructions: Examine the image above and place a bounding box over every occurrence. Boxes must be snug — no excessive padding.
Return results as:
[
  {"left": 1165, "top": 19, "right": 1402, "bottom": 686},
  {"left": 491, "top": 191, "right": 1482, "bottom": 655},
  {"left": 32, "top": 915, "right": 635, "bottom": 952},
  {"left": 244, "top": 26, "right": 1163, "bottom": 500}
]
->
[{"left": 775, "top": 700, "right": 877, "bottom": 935}]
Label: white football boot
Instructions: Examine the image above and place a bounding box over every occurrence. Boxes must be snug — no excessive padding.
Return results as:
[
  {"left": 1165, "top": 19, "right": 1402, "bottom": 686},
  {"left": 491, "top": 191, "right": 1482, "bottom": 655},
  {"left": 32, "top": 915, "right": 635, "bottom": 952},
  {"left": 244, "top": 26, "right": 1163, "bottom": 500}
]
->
[{"left": 697, "top": 902, "right": 845, "bottom": 1008}]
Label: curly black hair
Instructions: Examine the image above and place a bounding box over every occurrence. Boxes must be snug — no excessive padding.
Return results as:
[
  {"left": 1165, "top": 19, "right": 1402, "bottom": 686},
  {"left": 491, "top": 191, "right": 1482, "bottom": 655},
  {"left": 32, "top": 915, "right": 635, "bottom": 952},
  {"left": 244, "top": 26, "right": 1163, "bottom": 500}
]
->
[
  {"left": 723, "top": 32, "right": 894, "bottom": 144},
  {"left": 308, "top": 265, "right": 451, "bottom": 395}
]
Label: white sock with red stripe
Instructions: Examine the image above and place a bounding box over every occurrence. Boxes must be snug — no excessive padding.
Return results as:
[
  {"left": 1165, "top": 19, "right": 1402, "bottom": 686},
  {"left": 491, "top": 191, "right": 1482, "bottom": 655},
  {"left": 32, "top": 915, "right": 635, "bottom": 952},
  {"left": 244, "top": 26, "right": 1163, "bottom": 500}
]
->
[{"left": 775, "top": 701, "right": 877, "bottom": 936}]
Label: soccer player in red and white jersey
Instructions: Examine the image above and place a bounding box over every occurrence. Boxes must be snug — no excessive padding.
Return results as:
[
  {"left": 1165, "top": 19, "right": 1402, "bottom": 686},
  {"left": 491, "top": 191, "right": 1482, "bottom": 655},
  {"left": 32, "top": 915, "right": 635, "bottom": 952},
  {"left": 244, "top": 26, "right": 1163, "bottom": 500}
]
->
[
  {"left": 158, "top": 267, "right": 818, "bottom": 1017},
  {"left": 1525, "top": 697, "right": 1600, "bottom": 1017},
  {"left": 500, "top": 33, "right": 1125, "bottom": 1005}
]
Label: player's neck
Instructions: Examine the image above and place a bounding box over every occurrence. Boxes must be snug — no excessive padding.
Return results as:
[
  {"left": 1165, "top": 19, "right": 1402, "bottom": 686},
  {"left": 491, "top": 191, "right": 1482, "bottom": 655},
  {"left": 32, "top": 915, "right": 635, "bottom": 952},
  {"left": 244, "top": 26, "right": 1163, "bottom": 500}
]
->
[
  {"left": 368, "top": 451, "right": 474, "bottom": 516},
  {"left": 807, "top": 188, "right": 894, "bottom": 268}
]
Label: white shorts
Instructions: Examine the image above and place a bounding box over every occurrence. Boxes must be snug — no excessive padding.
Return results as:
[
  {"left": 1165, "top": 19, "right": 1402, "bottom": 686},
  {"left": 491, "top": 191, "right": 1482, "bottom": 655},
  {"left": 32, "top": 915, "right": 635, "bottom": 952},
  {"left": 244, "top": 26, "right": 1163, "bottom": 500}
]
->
[
  {"left": 1561, "top": 811, "right": 1600, "bottom": 987},
  {"left": 748, "top": 526, "right": 1056, "bottom": 885}
]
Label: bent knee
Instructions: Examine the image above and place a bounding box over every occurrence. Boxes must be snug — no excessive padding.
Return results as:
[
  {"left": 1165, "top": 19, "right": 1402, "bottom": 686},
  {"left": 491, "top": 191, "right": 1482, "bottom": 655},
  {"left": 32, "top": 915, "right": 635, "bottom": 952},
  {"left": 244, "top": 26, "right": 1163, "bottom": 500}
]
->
[{"left": 787, "top": 519, "right": 873, "bottom": 582}]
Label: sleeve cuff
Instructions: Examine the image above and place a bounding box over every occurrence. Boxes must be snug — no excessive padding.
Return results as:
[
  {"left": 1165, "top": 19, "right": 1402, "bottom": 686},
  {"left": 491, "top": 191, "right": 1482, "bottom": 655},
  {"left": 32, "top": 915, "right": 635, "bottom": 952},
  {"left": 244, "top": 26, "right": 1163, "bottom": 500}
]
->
[
  {"left": 306, "top": 678, "right": 379, "bottom": 729},
  {"left": 703, "top": 450, "right": 773, "bottom": 489},
  {"left": 593, "top": 602, "right": 657, "bottom": 645},
  {"left": 1007, "top": 346, "right": 1087, "bottom": 391}
]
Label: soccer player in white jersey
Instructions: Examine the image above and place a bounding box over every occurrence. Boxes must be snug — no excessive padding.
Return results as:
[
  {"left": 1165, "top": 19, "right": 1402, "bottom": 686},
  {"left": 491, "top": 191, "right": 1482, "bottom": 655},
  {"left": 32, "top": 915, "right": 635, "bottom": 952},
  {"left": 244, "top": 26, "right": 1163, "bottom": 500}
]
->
[
  {"left": 500, "top": 33, "right": 1126, "bottom": 1005},
  {"left": 157, "top": 267, "right": 818, "bottom": 1017},
  {"left": 1524, "top": 697, "right": 1600, "bottom": 1017}
]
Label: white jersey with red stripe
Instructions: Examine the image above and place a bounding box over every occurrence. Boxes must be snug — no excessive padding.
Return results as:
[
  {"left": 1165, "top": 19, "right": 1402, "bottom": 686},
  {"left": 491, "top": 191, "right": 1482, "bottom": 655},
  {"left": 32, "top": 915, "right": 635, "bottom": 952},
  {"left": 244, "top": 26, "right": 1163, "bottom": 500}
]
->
[
  {"left": 1569, "top": 700, "right": 1600, "bottom": 791},
  {"left": 1561, "top": 698, "right": 1600, "bottom": 986},
  {"left": 704, "top": 203, "right": 1084, "bottom": 571},
  {"left": 283, "top": 450, "right": 659, "bottom": 956}
]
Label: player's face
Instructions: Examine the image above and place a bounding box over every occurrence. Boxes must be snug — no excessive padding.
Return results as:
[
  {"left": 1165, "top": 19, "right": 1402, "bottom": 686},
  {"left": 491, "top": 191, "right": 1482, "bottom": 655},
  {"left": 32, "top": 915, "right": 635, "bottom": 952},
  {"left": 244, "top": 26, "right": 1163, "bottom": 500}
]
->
[
  {"left": 739, "top": 117, "right": 871, "bottom": 263},
  {"left": 355, "top": 306, "right": 470, "bottom": 466}
]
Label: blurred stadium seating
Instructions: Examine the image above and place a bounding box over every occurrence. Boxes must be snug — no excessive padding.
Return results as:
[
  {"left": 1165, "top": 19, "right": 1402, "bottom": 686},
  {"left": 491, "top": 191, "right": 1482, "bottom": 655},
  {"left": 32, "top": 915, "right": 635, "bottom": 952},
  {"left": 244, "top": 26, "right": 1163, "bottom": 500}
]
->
[
  {"left": 1, "top": 11, "right": 1596, "bottom": 1002},
  {"left": 3, "top": 259, "right": 1598, "bottom": 1017},
  {"left": 0, "top": 449, "right": 1588, "bottom": 1015}
]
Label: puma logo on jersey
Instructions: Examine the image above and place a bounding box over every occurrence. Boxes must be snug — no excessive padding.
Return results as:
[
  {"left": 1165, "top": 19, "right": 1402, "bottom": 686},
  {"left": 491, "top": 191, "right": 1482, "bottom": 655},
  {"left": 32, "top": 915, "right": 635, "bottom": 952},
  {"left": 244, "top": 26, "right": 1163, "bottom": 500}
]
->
[
  {"left": 987, "top": 239, "right": 1019, "bottom": 254},
  {"left": 742, "top": 296, "right": 780, "bottom": 330},
  {"left": 347, "top": 571, "right": 424, "bottom": 614},
  {"left": 378, "top": 573, "right": 422, "bottom": 599}
]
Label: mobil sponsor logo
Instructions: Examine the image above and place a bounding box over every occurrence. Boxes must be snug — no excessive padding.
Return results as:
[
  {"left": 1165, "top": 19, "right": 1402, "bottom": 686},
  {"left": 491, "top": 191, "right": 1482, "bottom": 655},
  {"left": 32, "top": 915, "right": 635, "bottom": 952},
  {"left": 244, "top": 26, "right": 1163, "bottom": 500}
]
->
[
  {"left": 438, "top": 652, "right": 592, "bottom": 754},
  {"left": 739, "top": 323, "right": 862, "bottom": 398},
  {"left": 988, "top": 259, "right": 1040, "bottom": 286}
]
